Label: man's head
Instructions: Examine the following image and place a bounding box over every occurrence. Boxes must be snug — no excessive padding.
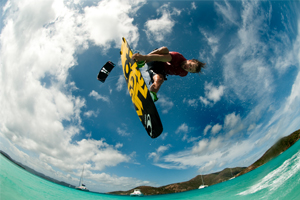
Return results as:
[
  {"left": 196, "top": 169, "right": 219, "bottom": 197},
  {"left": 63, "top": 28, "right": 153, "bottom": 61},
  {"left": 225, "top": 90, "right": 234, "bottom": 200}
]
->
[{"left": 182, "top": 59, "right": 206, "bottom": 73}]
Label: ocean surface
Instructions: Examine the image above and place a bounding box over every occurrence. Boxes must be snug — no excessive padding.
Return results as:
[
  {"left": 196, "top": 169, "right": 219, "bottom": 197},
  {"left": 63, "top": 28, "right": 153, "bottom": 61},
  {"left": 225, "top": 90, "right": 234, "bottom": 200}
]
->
[{"left": 1, "top": 140, "right": 300, "bottom": 200}]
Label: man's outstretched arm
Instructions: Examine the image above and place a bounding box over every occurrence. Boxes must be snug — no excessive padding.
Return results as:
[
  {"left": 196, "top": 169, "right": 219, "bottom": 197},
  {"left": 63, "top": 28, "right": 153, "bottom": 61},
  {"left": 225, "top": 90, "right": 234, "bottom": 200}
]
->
[
  {"left": 132, "top": 47, "right": 172, "bottom": 63},
  {"left": 149, "top": 46, "right": 169, "bottom": 55}
]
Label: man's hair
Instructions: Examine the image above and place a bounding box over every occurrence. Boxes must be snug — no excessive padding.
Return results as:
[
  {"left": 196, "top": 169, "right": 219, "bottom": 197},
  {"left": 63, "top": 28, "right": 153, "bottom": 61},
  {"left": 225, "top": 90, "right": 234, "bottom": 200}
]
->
[{"left": 191, "top": 59, "right": 206, "bottom": 73}]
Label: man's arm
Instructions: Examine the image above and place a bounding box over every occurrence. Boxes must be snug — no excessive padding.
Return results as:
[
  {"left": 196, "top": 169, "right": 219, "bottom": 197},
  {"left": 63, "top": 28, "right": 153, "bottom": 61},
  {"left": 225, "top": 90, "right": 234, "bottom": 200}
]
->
[
  {"left": 149, "top": 47, "right": 169, "bottom": 55},
  {"left": 132, "top": 47, "right": 172, "bottom": 63}
]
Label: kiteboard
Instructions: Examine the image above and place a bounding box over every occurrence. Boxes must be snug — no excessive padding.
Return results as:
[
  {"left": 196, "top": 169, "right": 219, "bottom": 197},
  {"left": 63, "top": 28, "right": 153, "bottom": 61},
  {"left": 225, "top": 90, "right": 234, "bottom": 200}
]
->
[{"left": 120, "top": 37, "right": 163, "bottom": 138}]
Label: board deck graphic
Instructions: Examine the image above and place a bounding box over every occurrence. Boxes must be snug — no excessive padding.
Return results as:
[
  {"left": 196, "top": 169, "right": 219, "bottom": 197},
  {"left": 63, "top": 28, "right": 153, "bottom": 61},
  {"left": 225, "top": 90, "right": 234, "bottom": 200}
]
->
[{"left": 120, "top": 37, "right": 163, "bottom": 138}]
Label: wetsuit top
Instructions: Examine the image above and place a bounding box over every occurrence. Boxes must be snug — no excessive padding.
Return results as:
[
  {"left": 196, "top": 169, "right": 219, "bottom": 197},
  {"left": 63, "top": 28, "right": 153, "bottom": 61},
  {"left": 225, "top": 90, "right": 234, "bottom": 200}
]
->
[{"left": 164, "top": 52, "right": 188, "bottom": 77}]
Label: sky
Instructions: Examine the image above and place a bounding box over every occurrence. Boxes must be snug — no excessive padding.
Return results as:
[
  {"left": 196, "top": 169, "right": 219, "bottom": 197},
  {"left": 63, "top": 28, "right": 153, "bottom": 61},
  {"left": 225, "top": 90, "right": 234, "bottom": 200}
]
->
[{"left": 0, "top": 0, "right": 300, "bottom": 193}]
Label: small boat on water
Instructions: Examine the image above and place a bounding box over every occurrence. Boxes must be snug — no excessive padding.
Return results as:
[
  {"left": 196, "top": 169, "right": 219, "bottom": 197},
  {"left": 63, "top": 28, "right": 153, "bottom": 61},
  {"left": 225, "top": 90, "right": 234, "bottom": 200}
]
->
[
  {"left": 130, "top": 189, "right": 143, "bottom": 196},
  {"left": 76, "top": 167, "right": 89, "bottom": 191},
  {"left": 76, "top": 183, "right": 88, "bottom": 191},
  {"left": 198, "top": 184, "right": 208, "bottom": 189},
  {"left": 198, "top": 175, "right": 208, "bottom": 189},
  {"left": 229, "top": 168, "right": 235, "bottom": 180}
]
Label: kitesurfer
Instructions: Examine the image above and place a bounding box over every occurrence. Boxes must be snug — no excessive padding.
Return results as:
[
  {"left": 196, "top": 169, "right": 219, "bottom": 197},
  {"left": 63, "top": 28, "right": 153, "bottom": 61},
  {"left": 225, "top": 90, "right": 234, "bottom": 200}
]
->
[{"left": 132, "top": 47, "right": 206, "bottom": 102}]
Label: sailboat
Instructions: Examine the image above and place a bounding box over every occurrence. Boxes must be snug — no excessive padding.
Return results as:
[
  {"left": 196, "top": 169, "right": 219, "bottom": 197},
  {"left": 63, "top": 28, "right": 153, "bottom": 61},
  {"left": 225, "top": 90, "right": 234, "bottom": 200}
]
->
[
  {"left": 229, "top": 168, "right": 235, "bottom": 180},
  {"left": 198, "top": 175, "right": 208, "bottom": 189},
  {"left": 130, "top": 189, "right": 144, "bottom": 196},
  {"left": 76, "top": 167, "right": 89, "bottom": 191}
]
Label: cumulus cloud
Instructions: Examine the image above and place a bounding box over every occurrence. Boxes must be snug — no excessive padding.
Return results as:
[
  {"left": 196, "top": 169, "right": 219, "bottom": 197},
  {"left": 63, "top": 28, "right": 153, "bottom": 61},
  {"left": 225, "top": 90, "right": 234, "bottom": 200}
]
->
[
  {"left": 204, "top": 82, "right": 225, "bottom": 103},
  {"left": 160, "top": 132, "right": 168, "bottom": 140},
  {"left": 224, "top": 112, "right": 243, "bottom": 137},
  {"left": 186, "top": 82, "right": 225, "bottom": 108},
  {"left": 211, "top": 123, "right": 222, "bottom": 135},
  {"left": 154, "top": 106, "right": 268, "bottom": 173},
  {"left": 84, "top": 0, "right": 146, "bottom": 50},
  {"left": 191, "top": 2, "right": 197, "bottom": 10},
  {"left": 148, "top": 144, "right": 171, "bottom": 162},
  {"left": 157, "top": 95, "right": 174, "bottom": 114},
  {"left": 85, "top": 171, "right": 154, "bottom": 192},
  {"left": 144, "top": 3, "right": 181, "bottom": 42},
  {"left": 117, "top": 127, "right": 130, "bottom": 137},
  {"left": 175, "top": 123, "right": 189, "bottom": 134},
  {"left": 199, "top": 96, "right": 210, "bottom": 107},
  {"left": 183, "top": 98, "right": 198, "bottom": 108},
  {"left": 116, "top": 75, "right": 125, "bottom": 91},
  {"left": 156, "top": 84, "right": 299, "bottom": 174},
  {"left": 203, "top": 125, "right": 212, "bottom": 136},
  {"left": 192, "top": 137, "right": 223, "bottom": 155},
  {"left": 0, "top": 0, "right": 147, "bottom": 192},
  {"left": 247, "top": 124, "right": 257, "bottom": 133},
  {"left": 89, "top": 90, "right": 109, "bottom": 102},
  {"left": 198, "top": 160, "right": 218, "bottom": 173},
  {"left": 116, "top": 123, "right": 131, "bottom": 137},
  {"left": 84, "top": 110, "right": 98, "bottom": 118},
  {"left": 175, "top": 123, "right": 193, "bottom": 142},
  {"left": 1, "top": 0, "right": 87, "bottom": 161},
  {"left": 224, "top": 112, "right": 240, "bottom": 129},
  {"left": 153, "top": 134, "right": 259, "bottom": 173}
]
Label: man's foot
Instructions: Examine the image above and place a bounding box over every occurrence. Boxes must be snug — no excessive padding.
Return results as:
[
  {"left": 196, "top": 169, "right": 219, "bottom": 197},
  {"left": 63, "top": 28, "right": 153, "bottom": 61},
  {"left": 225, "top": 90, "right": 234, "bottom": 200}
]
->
[
  {"left": 137, "top": 61, "right": 145, "bottom": 68},
  {"left": 150, "top": 91, "right": 158, "bottom": 102}
]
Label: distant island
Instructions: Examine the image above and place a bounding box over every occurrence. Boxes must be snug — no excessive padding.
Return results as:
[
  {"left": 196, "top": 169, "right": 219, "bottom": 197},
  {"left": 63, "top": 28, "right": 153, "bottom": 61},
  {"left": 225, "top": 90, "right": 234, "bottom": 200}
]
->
[
  {"left": 0, "top": 150, "right": 76, "bottom": 189},
  {"left": 236, "top": 129, "right": 300, "bottom": 176},
  {"left": 108, "top": 167, "right": 245, "bottom": 195},
  {"left": 107, "top": 129, "right": 300, "bottom": 196},
  {"left": 1, "top": 129, "right": 299, "bottom": 195}
]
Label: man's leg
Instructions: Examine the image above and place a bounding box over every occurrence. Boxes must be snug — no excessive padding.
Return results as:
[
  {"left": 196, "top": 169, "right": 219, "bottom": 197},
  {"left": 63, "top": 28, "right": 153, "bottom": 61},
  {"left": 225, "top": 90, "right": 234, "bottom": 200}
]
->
[
  {"left": 150, "top": 74, "right": 164, "bottom": 93},
  {"left": 147, "top": 61, "right": 166, "bottom": 102}
]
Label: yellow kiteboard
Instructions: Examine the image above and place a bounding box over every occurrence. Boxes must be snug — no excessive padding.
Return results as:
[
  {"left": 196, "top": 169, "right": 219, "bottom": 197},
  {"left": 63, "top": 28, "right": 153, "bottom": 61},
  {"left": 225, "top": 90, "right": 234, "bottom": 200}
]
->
[{"left": 120, "top": 37, "right": 163, "bottom": 138}]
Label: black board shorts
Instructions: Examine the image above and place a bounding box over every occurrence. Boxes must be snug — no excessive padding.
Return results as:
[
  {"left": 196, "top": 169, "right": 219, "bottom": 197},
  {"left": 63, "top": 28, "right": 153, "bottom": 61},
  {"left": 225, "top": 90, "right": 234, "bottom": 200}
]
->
[{"left": 147, "top": 61, "right": 168, "bottom": 84}]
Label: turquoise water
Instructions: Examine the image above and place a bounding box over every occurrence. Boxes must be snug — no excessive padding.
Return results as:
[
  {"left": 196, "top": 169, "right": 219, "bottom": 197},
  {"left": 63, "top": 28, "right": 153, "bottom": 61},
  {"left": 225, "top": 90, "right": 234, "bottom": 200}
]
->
[{"left": 1, "top": 140, "right": 300, "bottom": 200}]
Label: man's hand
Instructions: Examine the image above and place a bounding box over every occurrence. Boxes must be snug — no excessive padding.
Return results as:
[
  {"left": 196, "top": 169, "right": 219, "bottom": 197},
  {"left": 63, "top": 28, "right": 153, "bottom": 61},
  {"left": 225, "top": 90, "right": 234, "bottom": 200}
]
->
[{"left": 132, "top": 53, "right": 145, "bottom": 62}]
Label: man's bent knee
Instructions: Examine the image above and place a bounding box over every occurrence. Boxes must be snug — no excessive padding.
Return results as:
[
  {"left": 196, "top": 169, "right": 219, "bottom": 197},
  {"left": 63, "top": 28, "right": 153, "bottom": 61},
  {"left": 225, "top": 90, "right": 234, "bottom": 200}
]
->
[
  {"left": 154, "top": 74, "right": 164, "bottom": 83},
  {"left": 151, "top": 74, "right": 164, "bottom": 93}
]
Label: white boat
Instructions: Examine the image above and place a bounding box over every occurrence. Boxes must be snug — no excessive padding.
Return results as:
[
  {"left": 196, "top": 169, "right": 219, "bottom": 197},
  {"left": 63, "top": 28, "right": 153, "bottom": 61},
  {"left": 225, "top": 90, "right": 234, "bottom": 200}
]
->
[
  {"left": 76, "top": 167, "right": 89, "bottom": 191},
  {"left": 76, "top": 184, "right": 88, "bottom": 191},
  {"left": 198, "top": 175, "right": 208, "bottom": 189},
  {"left": 130, "top": 189, "right": 143, "bottom": 196},
  {"left": 229, "top": 168, "right": 235, "bottom": 180},
  {"left": 198, "top": 185, "right": 208, "bottom": 189}
]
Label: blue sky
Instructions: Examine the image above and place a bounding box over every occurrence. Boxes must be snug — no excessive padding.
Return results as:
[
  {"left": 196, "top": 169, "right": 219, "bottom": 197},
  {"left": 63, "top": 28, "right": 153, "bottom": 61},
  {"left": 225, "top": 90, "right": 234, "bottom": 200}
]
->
[{"left": 0, "top": 0, "right": 300, "bottom": 193}]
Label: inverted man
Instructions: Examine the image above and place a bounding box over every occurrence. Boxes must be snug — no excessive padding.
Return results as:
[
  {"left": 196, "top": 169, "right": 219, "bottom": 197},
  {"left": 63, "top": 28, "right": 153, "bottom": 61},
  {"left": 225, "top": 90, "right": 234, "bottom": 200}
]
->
[{"left": 132, "top": 47, "right": 206, "bottom": 102}]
